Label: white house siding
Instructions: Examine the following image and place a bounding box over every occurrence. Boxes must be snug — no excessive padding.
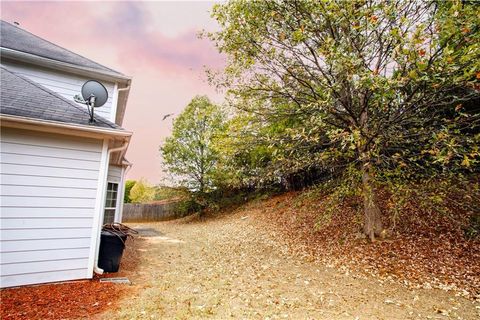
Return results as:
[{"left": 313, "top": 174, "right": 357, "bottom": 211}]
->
[
  {"left": 106, "top": 165, "right": 125, "bottom": 222},
  {"left": 0, "top": 128, "right": 103, "bottom": 288},
  {"left": 107, "top": 165, "right": 122, "bottom": 183},
  {"left": 1, "top": 61, "right": 117, "bottom": 122}
]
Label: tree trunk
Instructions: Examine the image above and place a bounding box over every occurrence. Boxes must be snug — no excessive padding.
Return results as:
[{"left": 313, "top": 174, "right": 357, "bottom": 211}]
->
[{"left": 362, "top": 162, "right": 384, "bottom": 241}]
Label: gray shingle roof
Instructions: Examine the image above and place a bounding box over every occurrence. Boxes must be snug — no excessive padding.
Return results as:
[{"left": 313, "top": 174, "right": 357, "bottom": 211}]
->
[
  {"left": 0, "top": 66, "right": 123, "bottom": 130},
  {"left": 0, "top": 20, "right": 123, "bottom": 75}
]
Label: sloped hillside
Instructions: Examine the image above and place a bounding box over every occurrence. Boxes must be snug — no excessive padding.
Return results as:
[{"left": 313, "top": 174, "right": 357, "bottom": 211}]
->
[{"left": 243, "top": 190, "right": 479, "bottom": 298}]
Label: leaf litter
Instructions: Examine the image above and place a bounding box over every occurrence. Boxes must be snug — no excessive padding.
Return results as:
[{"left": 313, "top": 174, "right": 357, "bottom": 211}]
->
[
  {"left": 2, "top": 191, "right": 479, "bottom": 319},
  {"left": 104, "top": 194, "right": 478, "bottom": 319}
]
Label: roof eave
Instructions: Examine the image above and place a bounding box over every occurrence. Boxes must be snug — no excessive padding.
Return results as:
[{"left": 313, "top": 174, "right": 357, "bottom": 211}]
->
[
  {"left": 0, "top": 47, "right": 131, "bottom": 84},
  {"left": 0, "top": 114, "right": 133, "bottom": 140}
]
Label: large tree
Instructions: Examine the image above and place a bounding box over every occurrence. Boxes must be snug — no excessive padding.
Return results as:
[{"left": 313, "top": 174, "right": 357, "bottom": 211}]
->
[
  {"left": 210, "top": 0, "right": 480, "bottom": 240},
  {"left": 161, "top": 96, "right": 225, "bottom": 193}
]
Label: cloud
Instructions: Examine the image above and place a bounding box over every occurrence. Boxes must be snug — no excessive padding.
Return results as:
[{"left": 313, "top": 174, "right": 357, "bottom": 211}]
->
[
  {"left": 92, "top": 2, "right": 225, "bottom": 75},
  {"left": 2, "top": 1, "right": 224, "bottom": 74}
]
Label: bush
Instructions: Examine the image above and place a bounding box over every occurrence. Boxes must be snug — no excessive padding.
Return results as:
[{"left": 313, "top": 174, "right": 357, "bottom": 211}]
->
[{"left": 465, "top": 213, "right": 480, "bottom": 239}]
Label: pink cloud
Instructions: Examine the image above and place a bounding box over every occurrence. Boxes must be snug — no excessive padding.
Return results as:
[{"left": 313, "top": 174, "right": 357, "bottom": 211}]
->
[
  {"left": 2, "top": 2, "right": 224, "bottom": 75},
  {"left": 92, "top": 2, "right": 225, "bottom": 74}
]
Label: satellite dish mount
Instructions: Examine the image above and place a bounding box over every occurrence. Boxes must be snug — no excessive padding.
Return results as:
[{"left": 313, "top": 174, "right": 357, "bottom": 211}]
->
[{"left": 74, "top": 80, "right": 108, "bottom": 123}]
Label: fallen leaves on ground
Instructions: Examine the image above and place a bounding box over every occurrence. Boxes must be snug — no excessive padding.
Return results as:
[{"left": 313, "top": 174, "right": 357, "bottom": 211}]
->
[
  {"left": 108, "top": 211, "right": 478, "bottom": 319},
  {"left": 253, "top": 191, "right": 480, "bottom": 298},
  {"left": 2, "top": 190, "right": 478, "bottom": 319}
]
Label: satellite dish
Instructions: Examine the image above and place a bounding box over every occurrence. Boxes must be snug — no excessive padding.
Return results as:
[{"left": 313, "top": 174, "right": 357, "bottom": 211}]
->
[
  {"left": 81, "top": 80, "right": 108, "bottom": 108},
  {"left": 74, "top": 80, "right": 109, "bottom": 123}
]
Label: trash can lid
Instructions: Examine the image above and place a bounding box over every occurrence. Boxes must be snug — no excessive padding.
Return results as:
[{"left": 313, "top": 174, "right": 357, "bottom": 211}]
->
[{"left": 101, "top": 229, "right": 127, "bottom": 238}]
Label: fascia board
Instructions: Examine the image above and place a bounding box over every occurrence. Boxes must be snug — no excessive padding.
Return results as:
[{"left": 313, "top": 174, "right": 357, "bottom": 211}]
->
[{"left": 0, "top": 114, "right": 133, "bottom": 140}]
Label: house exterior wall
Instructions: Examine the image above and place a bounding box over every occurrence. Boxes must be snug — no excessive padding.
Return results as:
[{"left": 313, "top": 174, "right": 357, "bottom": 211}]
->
[
  {"left": 0, "top": 127, "right": 105, "bottom": 288},
  {"left": 106, "top": 164, "right": 125, "bottom": 223},
  {"left": 1, "top": 60, "right": 117, "bottom": 123},
  {"left": 107, "top": 165, "right": 122, "bottom": 183}
]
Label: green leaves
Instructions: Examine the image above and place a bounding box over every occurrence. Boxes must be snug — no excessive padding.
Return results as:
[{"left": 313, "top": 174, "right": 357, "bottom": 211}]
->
[
  {"left": 124, "top": 180, "right": 137, "bottom": 203},
  {"left": 211, "top": 0, "right": 479, "bottom": 169},
  {"left": 205, "top": 0, "right": 480, "bottom": 224},
  {"left": 129, "top": 179, "right": 155, "bottom": 204},
  {"left": 160, "top": 96, "right": 226, "bottom": 193}
]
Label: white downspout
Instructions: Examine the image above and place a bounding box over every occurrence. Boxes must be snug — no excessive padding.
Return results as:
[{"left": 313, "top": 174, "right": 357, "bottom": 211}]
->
[
  {"left": 94, "top": 140, "right": 130, "bottom": 275},
  {"left": 114, "top": 83, "right": 131, "bottom": 126},
  {"left": 117, "top": 159, "right": 133, "bottom": 223}
]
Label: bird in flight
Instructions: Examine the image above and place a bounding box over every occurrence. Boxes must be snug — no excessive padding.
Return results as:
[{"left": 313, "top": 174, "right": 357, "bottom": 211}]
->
[{"left": 162, "top": 113, "right": 174, "bottom": 121}]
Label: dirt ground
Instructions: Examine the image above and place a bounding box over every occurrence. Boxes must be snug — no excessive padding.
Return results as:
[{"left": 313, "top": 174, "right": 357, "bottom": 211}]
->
[{"left": 100, "top": 209, "right": 479, "bottom": 319}]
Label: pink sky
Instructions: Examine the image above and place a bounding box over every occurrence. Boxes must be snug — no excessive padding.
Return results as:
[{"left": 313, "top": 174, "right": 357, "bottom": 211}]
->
[{"left": 1, "top": 1, "right": 225, "bottom": 184}]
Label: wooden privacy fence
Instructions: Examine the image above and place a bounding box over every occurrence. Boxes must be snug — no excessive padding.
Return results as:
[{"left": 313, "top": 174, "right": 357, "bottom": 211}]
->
[{"left": 122, "top": 202, "right": 184, "bottom": 222}]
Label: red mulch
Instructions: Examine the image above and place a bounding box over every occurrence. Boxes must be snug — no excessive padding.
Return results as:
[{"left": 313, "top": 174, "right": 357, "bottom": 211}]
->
[
  {"left": 0, "top": 237, "right": 142, "bottom": 320},
  {"left": 256, "top": 190, "right": 480, "bottom": 298},
  {"left": 0, "top": 280, "right": 124, "bottom": 320}
]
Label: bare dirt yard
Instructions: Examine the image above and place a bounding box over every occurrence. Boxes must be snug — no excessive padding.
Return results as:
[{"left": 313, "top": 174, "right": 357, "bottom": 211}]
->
[{"left": 100, "top": 202, "right": 479, "bottom": 319}]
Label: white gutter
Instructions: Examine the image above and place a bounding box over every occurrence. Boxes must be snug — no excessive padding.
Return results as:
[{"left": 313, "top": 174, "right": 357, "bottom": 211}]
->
[
  {"left": 0, "top": 114, "right": 132, "bottom": 138},
  {"left": 0, "top": 47, "right": 131, "bottom": 83},
  {"left": 117, "top": 84, "right": 131, "bottom": 93},
  {"left": 93, "top": 140, "right": 130, "bottom": 275}
]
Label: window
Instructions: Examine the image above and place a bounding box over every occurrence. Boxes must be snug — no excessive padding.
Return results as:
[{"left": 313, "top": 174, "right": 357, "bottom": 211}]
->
[{"left": 103, "top": 182, "right": 118, "bottom": 224}]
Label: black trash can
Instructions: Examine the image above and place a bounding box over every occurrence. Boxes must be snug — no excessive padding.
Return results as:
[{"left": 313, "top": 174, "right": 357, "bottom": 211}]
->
[{"left": 98, "top": 230, "right": 127, "bottom": 272}]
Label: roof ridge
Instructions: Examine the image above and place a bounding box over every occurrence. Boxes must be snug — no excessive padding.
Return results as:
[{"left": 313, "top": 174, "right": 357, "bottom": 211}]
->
[
  {"left": 0, "top": 66, "right": 119, "bottom": 129},
  {"left": 0, "top": 20, "right": 123, "bottom": 75}
]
